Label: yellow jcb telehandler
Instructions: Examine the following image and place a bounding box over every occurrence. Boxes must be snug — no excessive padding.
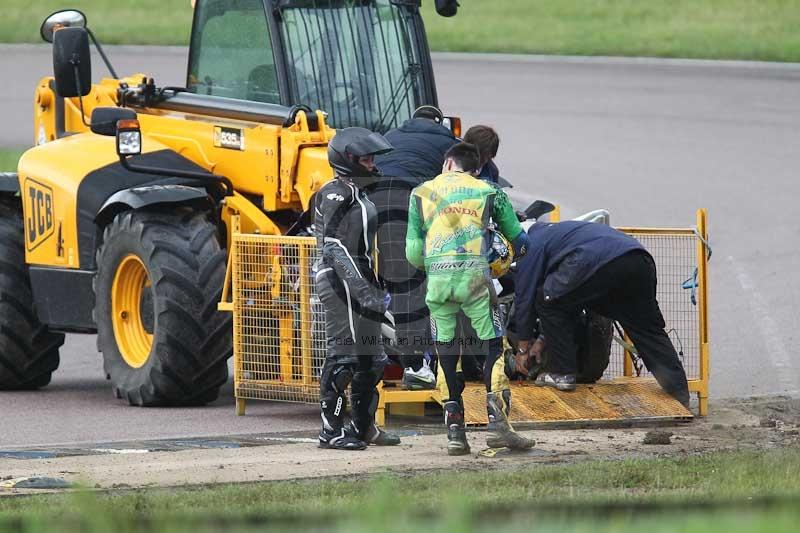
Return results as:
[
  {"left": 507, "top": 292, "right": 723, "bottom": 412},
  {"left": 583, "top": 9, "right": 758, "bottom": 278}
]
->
[{"left": 0, "top": 0, "right": 460, "bottom": 405}]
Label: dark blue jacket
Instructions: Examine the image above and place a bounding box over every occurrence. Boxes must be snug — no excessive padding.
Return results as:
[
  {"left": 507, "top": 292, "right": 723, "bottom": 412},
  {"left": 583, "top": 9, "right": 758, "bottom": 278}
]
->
[
  {"left": 479, "top": 160, "right": 500, "bottom": 183},
  {"left": 375, "top": 118, "right": 458, "bottom": 179},
  {"left": 513, "top": 221, "right": 647, "bottom": 340}
]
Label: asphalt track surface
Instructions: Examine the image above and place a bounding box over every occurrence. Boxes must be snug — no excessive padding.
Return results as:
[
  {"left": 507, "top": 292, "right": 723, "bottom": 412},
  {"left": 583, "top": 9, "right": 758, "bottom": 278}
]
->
[{"left": 1, "top": 45, "right": 799, "bottom": 447}]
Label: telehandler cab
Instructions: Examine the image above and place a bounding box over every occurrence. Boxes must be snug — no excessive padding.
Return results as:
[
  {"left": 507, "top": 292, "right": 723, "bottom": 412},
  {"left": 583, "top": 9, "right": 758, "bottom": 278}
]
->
[{"left": 0, "top": 0, "right": 460, "bottom": 405}]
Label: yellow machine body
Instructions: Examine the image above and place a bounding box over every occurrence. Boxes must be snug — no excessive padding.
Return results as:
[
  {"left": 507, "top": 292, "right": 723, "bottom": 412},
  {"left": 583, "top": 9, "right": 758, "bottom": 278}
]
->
[{"left": 23, "top": 74, "right": 334, "bottom": 270}]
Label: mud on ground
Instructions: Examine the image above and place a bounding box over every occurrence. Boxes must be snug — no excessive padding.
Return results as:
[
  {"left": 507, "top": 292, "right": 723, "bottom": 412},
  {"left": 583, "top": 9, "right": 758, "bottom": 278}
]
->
[{"left": 1, "top": 396, "right": 798, "bottom": 494}]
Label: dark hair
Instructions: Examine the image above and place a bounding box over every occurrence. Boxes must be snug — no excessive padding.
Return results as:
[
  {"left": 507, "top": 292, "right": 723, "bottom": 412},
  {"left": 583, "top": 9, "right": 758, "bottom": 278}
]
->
[
  {"left": 464, "top": 125, "right": 499, "bottom": 169},
  {"left": 443, "top": 142, "right": 481, "bottom": 173}
]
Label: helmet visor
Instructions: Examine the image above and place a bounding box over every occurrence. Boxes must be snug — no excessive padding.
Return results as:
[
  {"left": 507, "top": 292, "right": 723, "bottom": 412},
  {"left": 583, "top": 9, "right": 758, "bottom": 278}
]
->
[{"left": 346, "top": 132, "right": 393, "bottom": 157}]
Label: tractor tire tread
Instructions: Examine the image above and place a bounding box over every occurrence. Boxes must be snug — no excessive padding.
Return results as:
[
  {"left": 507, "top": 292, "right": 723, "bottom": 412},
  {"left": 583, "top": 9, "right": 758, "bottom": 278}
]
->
[
  {"left": 95, "top": 209, "right": 230, "bottom": 407},
  {"left": 0, "top": 198, "right": 63, "bottom": 389}
]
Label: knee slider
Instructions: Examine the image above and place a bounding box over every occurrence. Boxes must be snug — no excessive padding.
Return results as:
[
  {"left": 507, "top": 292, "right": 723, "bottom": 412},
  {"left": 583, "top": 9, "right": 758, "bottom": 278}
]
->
[{"left": 332, "top": 366, "right": 354, "bottom": 394}]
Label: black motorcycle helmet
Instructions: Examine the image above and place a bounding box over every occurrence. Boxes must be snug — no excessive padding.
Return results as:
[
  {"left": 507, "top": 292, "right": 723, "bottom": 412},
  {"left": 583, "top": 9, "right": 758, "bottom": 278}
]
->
[{"left": 328, "top": 127, "right": 393, "bottom": 187}]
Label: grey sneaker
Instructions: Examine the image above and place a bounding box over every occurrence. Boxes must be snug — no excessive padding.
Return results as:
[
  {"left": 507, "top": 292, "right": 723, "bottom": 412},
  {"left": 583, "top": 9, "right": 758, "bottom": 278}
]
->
[
  {"left": 534, "top": 372, "right": 577, "bottom": 392},
  {"left": 402, "top": 360, "right": 436, "bottom": 390}
]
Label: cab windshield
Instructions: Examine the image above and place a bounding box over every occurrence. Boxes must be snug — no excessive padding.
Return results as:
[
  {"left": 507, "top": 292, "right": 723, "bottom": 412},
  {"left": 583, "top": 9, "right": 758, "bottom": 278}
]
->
[{"left": 279, "top": 0, "right": 427, "bottom": 132}]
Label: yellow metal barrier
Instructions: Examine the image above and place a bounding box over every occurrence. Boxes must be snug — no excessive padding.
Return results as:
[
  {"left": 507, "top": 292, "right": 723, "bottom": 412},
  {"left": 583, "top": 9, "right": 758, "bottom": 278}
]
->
[
  {"left": 224, "top": 209, "right": 710, "bottom": 420},
  {"left": 224, "top": 220, "right": 326, "bottom": 415},
  {"left": 616, "top": 208, "right": 710, "bottom": 415}
]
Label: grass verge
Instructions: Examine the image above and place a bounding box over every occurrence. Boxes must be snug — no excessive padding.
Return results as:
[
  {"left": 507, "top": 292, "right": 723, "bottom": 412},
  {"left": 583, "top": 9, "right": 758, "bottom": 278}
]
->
[
  {"left": 0, "top": 447, "right": 799, "bottom": 532},
  {"left": 422, "top": 0, "right": 800, "bottom": 61},
  {"left": 5, "top": 0, "right": 191, "bottom": 46},
  {"left": 4, "top": 1, "right": 800, "bottom": 61},
  {"left": 0, "top": 149, "right": 24, "bottom": 172}
]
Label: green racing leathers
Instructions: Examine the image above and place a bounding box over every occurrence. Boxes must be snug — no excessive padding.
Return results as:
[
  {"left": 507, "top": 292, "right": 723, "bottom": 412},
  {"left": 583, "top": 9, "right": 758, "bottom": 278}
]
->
[{"left": 406, "top": 171, "right": 525, "bottom": 343}]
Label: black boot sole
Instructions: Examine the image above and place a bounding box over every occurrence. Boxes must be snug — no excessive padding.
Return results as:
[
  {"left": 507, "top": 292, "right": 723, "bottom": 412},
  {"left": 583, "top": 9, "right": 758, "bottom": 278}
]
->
[{"left": 318, "top": 441, "right": 367, "bottom": 451}]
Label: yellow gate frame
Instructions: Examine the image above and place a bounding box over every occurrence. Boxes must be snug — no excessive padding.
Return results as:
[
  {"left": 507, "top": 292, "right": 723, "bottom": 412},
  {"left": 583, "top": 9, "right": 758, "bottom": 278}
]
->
[
  {"left": 221, "top": 209, "right": 710, "bottom": 421},
  {"left": 617, "top": 209, "right": 710, "bottom": 415}
]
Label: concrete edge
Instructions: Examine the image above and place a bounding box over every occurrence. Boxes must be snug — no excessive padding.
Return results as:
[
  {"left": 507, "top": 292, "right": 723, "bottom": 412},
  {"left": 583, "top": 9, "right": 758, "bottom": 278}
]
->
[
  {"left": 3, "top": 43, "right": 800, "bottom": 70},
  {"left": 431, "top": 51, "right": 800, "bottom": 70}
]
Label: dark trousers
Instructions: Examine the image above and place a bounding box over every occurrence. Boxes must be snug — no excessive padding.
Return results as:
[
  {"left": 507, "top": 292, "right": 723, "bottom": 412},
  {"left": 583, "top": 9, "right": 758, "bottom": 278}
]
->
[
  {"left": 455, "top": 314, "right": 507, "bottom": 381},
  {"left": 316, "top": 271, "right": 385, "bottom": 433},
  {"left": 536, "top": 251, "right": 690, "bottom": 406},
  {"left": 372, "top": 183, "right": 431, "bottom": 370},
  {"left": 436, "top": 337, "right": 505, "bottom": 402}
]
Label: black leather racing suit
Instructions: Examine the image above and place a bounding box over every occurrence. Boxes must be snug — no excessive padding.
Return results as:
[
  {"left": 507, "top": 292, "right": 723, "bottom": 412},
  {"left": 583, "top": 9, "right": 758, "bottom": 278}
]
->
[{"left": 314, "top": 177, "right": 388, "bottom": 439}]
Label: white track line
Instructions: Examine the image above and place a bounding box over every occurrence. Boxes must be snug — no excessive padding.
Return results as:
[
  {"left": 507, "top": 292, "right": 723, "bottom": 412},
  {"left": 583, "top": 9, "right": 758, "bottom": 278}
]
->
[{"left": 729, "top": 255, "right": 800, "bottom": 394}]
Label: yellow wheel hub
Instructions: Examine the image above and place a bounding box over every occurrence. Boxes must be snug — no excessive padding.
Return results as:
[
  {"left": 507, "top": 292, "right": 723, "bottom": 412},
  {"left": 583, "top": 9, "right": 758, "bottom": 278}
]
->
[{"left": 111, "top": 254, "right": 153, "bottom": 368}]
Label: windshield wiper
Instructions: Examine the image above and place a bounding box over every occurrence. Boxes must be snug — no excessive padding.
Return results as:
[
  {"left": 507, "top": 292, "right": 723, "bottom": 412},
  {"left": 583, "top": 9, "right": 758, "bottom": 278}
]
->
[{"left": 374, "top": 62, "right": 421, "bottom": 131}]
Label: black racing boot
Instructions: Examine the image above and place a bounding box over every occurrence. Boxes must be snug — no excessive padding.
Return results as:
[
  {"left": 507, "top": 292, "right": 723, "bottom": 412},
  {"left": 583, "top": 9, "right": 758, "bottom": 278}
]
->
[
  {"left": 444, "top": 401, "right": 470, "bottom": 456},
  {"left": 319, "top": 396, "right": 367, "bottom": 451},
  {"left": 486, "top": 390, "right": 535, "bottom": 450},
  {"left": 351, "top": 389, "right": 401, "bottom": 446},
  {"left": 351, "top": 421, "right": 401, "bottom": 446}
]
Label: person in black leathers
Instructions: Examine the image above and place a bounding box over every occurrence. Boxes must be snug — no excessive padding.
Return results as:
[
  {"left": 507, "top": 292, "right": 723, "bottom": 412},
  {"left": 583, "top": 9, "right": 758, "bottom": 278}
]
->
[
  {"left": 315, "top": 127, "right": 402, "bottom": 450},
  {"left": 372, "top": 106, "right": 458, "bottom": 384}
]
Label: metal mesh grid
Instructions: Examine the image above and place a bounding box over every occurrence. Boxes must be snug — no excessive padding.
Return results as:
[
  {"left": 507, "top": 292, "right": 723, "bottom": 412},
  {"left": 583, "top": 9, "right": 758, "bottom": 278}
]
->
[
  {"left": 604, "top": 230, "right": 702, "bottom": 381},
  {"left": 232, "top": 235, "right": 325, "bottom": 403},
  {"left": 462, "top": 380, "right": 692, "bottom": 425},
  {"left": 230, "top": 227, "right": 706, "bottom": 406}
]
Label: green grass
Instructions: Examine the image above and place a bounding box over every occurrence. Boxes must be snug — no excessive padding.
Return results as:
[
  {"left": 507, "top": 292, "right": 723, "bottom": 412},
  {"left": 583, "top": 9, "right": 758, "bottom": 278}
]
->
[
  {"left": 0, "top": 149, "right": 24, "bottom": 172},
  {"left": 4, "top": 1, "right": 800, "bottom": 61},
  {"left": 5, "top": 0, "right": 191, "bottom": 46},
  {"left": 422, "top": 0, "right": 800, "bottom": 61},
  {"left": 1, "top": 448, "right": 799, "bottom": 532}
]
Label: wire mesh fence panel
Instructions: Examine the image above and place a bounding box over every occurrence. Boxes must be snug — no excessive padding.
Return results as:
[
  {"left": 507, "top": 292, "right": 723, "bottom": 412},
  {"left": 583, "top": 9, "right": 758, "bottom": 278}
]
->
[
  {"left": 232, "top": 234, "right": 325, "bottom": 403},
  {"left": 605, "top": 230, "right": 702, "bottom": 381},
  {"left": 230, "top": 227, "right": 706, "bottom": 406}
]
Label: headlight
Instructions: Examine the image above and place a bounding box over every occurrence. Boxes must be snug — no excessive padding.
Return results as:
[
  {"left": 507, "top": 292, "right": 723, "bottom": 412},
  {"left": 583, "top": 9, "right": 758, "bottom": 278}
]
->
[{"left": 116, "top": 119, "right": 141, "bottom": 156}]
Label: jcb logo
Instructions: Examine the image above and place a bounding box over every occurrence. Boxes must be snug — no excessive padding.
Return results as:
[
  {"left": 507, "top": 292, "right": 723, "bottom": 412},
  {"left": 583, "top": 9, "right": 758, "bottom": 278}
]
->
[{"left": 24, "top": 178, "right": 54, "bottom": 251}]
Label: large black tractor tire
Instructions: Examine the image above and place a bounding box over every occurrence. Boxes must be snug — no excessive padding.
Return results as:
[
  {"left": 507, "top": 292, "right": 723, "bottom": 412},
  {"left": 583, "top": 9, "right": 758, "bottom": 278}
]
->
[
  {"left": 0, "top": 197, "right": 64, "bottom": 389},
  {"left": 94, "top": 209, "right": 231, "bottom": 406}
]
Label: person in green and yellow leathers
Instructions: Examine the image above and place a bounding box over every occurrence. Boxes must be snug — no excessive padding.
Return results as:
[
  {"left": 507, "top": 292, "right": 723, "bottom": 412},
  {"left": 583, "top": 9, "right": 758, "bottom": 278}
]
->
[{"left": 406, "top": 142, "right": 534, "bottom": 455}]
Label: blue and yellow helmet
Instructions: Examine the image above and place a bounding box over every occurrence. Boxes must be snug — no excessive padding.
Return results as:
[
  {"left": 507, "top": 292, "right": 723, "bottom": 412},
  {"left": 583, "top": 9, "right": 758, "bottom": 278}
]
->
[{"left": 485, "top": 228, "right": 513, "bottom": 279}]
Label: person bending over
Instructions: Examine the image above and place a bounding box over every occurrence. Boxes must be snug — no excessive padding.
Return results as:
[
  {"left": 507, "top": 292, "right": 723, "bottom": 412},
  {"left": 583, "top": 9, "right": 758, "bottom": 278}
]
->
[{"left": 513, "top": 221, "right": 691, "bottom": 408}]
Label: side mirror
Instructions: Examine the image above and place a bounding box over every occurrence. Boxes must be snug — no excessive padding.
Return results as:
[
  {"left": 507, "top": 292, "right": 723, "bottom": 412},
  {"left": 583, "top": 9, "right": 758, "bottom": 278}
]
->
[
  {"left": 441, "top": 116, "right": 461, "bottom": 138},
  {"left": 524, "top": 200, "right": 556, "bottom": 221},
  {"left": 52, "top": 27, "right": 92, "bottom": 98},
  {"left": 91, "top": 107, "right": 137, "bottom": 136},
  {"left": 435, "top": 0, "right": 459, "bottom": 17},
  {"left": 40, "top": 9, "right": 87, "bottom": 43},
  {"left": 116, "top": 119, "right": 142, "bottom": 156}
]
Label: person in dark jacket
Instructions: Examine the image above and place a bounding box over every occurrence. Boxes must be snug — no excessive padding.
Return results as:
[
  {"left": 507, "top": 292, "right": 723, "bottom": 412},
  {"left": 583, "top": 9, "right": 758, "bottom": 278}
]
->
[
  {"left": 512, "top": 221, "right": 691, "bottom": 408},
  {"left": 375, "top": 105, "right": 458, "bottom": 181},
  {"left": 315, "top": 127, "right": 402, "bottom": 450},
  {"left": 372, "top": 106, "right": 458, "bottom": 388},
  {"left": 369, "top": 176, "right": 433, "bottom": 388},
  {"left": 464, "top": 124, "right": 501, "bottom": 184}
]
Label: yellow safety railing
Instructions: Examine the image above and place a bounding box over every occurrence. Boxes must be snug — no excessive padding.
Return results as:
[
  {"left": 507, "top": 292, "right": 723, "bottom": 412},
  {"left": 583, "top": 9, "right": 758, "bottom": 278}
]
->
[
  {"left": 223, "top": 209, "right": 710, "bottom": 418},
  {"left": 615, "top": 209, "right": 710, "bottom": 415},
  {"left": 221, "top": 216, "right": 325, "bottom": 415}
]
